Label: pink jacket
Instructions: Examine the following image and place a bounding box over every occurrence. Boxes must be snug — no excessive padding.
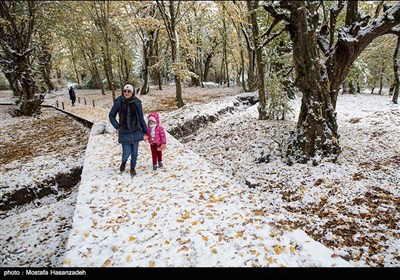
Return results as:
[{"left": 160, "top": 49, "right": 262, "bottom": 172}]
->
[{"left": 147, "top": 112, "right": 167, "bottom": 146}]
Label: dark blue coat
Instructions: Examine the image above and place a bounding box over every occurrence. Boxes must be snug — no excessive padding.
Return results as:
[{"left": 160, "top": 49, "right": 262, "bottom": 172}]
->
[{"left": 109, "top": 95, "right": 148, "bottom": 144}]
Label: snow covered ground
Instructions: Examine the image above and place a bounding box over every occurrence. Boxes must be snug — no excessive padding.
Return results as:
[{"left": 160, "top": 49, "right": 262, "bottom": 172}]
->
[
  {"left": 182, "top": 92, "right": 400, "bottom": 267},
  {"left": 0, "top": 86, "right": 399, "bottom": 267},
  {"left": 63, "top": 124, "right": 349, "bottom": 267}
]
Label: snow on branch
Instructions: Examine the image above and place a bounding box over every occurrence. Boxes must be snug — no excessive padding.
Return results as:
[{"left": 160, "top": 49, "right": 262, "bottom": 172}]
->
[
  {"left": 262, "top": 1, "right": 290, "bottom": 22},
  {"left": 338, "top": 3, "right": 400, "bottom": 47}
]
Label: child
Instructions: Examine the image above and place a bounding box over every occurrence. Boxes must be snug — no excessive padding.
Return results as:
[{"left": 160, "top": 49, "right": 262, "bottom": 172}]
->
[{"left": 147, "top": 112, "right": 167, "bottom": 171}]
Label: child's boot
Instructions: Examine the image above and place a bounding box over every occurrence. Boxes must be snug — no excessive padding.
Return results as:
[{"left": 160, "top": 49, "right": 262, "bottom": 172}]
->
[{"left": 158, "top": 161, "right": 163, "bottom": 168}]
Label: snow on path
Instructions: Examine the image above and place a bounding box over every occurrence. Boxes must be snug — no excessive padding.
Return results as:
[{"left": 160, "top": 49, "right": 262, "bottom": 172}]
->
[{"left": 63, "top": 129, "right": 351, "bottom": 267}]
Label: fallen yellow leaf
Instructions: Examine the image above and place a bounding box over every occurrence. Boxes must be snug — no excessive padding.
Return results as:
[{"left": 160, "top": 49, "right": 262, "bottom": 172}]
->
[
  {"left": 83, "top": 232, "right": 90, "bottom": 238},
  {"left": 211, "top": 248, "right": 218, "bottom": 254},
  {"left": 182, "top": 211, "right": 190, "bottom": 220},
  {"left": 19, "top": 222, "right": 28, "bottom": 229},
  {"left": 236, "top": 231, "right": 245, "bottom": 238},
  {"left": 149, "top": 261, "right": 155, "bottom": 267},
  {"left": 102, "top": 258, "right": 112, "bottom": 267},
  {"left": 274, "top": 245, "right": 285, "bottom": 255},
  {"left": 266, "top": 257, "right": 275, "bottom": 264},
  {"left": 210, "top": 195, "right": 217, "bottom": 203},
  {"left": 202, "top": 236, "right": 209, "bottom": 241},
  {"left": 177, "top": 246, "right": 189, "bottom": 252},
  {"left": 129, "top": 236, "right": 136, "bottom": 241}
]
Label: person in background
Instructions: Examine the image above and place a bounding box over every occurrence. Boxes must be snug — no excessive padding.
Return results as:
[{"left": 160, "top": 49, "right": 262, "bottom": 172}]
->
[
  {"left": 147, "top": 112, "right": 167, "bottom": 171},
  {"left": 109, "top": 84, "right": 148, "bottom": 176},
  {"left": 68, "top": 86, "right": 76, "bottom": 106}
]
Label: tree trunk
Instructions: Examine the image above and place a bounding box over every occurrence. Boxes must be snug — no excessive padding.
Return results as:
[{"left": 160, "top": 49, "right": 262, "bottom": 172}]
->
[
  {"left": 249, "top": 1, "right": 267, "bottom": 120},
  {"left": 199, "top": 52, "right": 204, "bottom": 88},
  {"left": 68, "top": 40, "right": 81, "bottom": 85},
  {"left": 222, "top": 14, "right": 230, "bottom": 87},
  {"left": 93, "top": 1, "right": 115, "bottom": 99},
  {"left": 286, "top": 4, "right": 340, "bottom": 164},
  {"left": 392, "top": 36, "right": 399, "bottom": 104},
  {"left": 36, "top": 34, "right": 55, "bottom": 93},
  {"left": 150, "top": 33, "right": 162, "bottom": 90},
  {"left": 157, "top": 0, "right": 184, "bottom": 107},
  {"left": 103, "top": 48, "right": 115, "bottom": 98},
  {"left": 244, "top": 5, "right": 257, "bottom": 92},
  {"left": 6, "top": 56, "right": 41, "bottom": 116},
  {"left": 0, "top": 1, "right": 42, "bottom": 116},
  {"left": 281, "top": 2, "right": 400, "bottom": 164},
  {"left": 82, "top": 43, "right": 102, "bottom": 89},
  {"left": 172, "top": 36, "right": 183, "bottom": 106},
  {"left": 230, "top": 14, "right": 247, "bottom": 91},
  {"left": 140, "top": 36, "right": 151, "bottom": 95},
  {"left": 203, "top": 53, "right": 212, "bottom": 82},
  {"left": 378, "top": 71, "right": 384, "bottom": 95},
  {"left": 349, "top": 82, "right": 356, "bottom": 94},
  {"left": 40, "top": 65, "right": 54, "bottom": 93}
]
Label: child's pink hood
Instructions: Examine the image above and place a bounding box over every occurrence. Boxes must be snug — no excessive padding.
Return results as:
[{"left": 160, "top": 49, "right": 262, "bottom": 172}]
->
[
  {"left": 147, "top": 111, "right": 167, "bottom": 145},
  {"left": 148, "top": 112, "right": 160, "bottom": 124}
]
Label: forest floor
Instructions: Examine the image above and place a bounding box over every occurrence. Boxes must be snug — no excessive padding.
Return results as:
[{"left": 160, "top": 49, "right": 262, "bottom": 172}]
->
[{"left": 0, "top": 84, "right": 399, "bottom": 267}]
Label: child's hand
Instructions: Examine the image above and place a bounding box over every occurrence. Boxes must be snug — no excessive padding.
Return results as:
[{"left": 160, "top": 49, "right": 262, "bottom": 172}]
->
[{"left": 160, "top": 144, "right": 166, "bottom": 150}]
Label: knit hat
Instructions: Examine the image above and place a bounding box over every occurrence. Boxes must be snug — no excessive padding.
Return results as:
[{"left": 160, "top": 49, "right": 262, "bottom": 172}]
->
[
  {"left": 148, "top": 116, "right": 157, "bottom": 123},
  {"left": 123, "top": 84, "right": 134, "bottom": 92}
]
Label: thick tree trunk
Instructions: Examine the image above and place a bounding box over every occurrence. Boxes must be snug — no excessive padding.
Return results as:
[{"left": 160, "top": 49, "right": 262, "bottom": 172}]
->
[
  {"left": 285, "top": 2, "right": 400, "bottom": 164},
  {"left": 9, "top": 57, "right": 41, "bottom": 116},
  {"left": 286, "top": 4, "right": 340, "bottom": 164},
  {"left": 392, "top": 37, "right": 399, "bottom": 104},
  {"left": 0, "top": 1, "right": 42, "bottom": 116}
]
